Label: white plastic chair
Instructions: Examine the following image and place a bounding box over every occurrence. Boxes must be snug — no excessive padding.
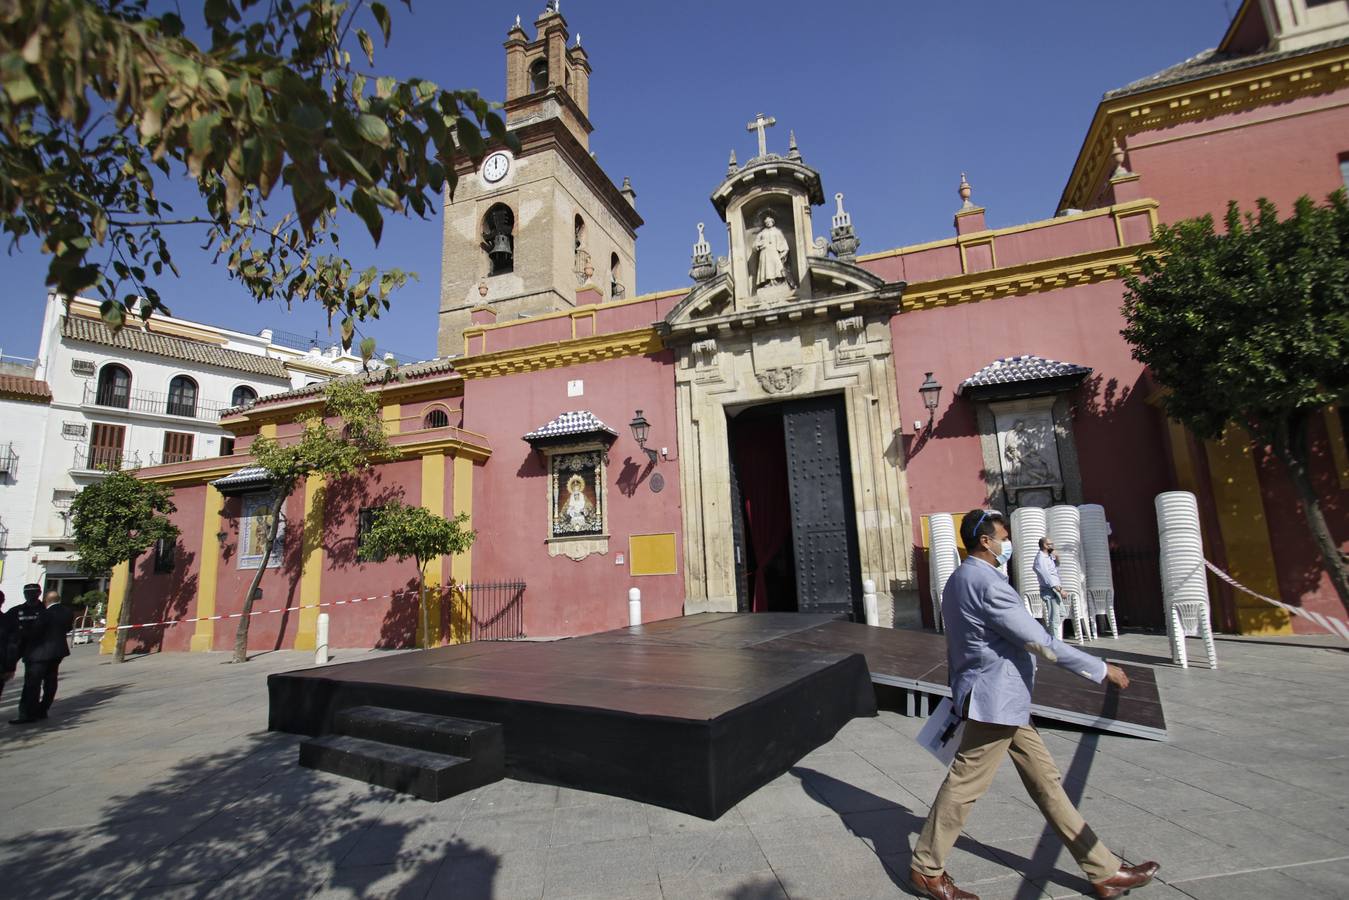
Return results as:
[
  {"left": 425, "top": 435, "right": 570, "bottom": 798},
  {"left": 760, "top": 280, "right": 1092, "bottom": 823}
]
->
[{"left": 1169, "top": 600, "right": 1217, "bottom": 669}]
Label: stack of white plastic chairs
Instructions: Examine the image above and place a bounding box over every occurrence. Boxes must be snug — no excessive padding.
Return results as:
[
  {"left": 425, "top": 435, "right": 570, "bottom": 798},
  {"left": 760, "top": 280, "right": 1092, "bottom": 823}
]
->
[
  {"left": 1010, "top": 506, "right": 1048, "bottom": 621},
  {"left": 1078, "top": 503, "right": 1119, "bottom": 638},
  {"left": 928, "top": 513, "right": 961, "bottom": 632},
  {"left": 1047, "top": 505, "right": 1092, "bottom": 643},
  {"left": 1155, "top": 491, "right": 1217, "bottom": 668}
]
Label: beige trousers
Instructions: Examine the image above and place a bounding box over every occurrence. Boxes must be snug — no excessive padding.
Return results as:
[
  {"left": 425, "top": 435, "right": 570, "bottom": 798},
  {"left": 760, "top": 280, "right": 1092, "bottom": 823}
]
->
[{"left": 912, "top": 720, "right": 1120, "bottom": 882}]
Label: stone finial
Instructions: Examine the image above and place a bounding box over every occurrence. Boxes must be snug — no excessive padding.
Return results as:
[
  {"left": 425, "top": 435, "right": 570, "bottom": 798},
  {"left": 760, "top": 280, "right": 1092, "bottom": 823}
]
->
[
  {"left": 1111, "top": 136, "right": 1131, "bottom": 178},
  {"left": 689, "top": 222, "right": 716, "bottom": 282},
  {"left": 827, "top": 192, "right": 860, "bottom": 259},
  {"left": 727, "top": 148, "right": 738, "bottom": 174},
  {"left": 620, "top": 176, "right": 637, "bottom": 208},
  {"left": 959, "top": 172, "right": 974, "bottom": 210},
  {"left": 515, "top": 14, "right": 521, "bottom": 28},
  {"left": 787, "top": 129, "right": 800, "bottom": 160},
  {"left": 575, "top": 32, "right": 581, "bottom": 46}
]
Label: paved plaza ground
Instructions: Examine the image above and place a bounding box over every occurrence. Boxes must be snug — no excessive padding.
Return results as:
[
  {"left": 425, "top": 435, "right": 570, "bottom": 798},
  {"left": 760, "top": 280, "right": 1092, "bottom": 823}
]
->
[{"left": 0, "top": 630, "right": 1345, "bottom": 899}]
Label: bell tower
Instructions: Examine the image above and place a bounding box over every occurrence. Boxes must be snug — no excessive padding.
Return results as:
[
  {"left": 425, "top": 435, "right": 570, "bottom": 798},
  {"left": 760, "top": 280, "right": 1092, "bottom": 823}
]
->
[{"left": 437, "top": 3, "right": 643, "bottom": 357}]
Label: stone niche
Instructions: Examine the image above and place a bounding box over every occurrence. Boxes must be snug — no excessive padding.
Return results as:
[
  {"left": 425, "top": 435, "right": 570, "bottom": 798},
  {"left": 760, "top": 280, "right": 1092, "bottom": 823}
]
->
[{"left": 975, "top": 396, "right": 1084, "bottom": 511}]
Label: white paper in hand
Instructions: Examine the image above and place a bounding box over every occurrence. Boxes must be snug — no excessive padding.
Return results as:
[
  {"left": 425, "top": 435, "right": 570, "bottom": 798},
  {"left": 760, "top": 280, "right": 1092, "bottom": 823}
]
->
[{"left": 915, "top": 698, "right": 965, "bottom": 767}]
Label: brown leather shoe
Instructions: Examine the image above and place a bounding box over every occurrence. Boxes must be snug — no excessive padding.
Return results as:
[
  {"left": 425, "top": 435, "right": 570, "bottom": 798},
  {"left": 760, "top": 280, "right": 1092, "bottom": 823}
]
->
[
  {"left": 1093, "top": 861, "right": 1160, "bottom": 897},
  {"left": 910, "top": 867, "right": 979, "bottom": 900}
]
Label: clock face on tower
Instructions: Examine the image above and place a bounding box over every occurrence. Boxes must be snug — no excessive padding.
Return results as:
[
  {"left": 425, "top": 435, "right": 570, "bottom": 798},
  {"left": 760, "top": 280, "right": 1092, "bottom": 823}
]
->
[{"left": 481, "top": 151, "right": 511, "bottom": 184}]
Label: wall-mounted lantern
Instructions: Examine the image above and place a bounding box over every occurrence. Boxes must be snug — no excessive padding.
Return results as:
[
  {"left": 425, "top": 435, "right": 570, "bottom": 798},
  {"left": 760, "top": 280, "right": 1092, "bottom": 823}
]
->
[
  {"left": 629, "top": 410, "right": 658, "bottom": 465},
  {"left": 919, "top": 372, "right": 942, "bottom": 433}
]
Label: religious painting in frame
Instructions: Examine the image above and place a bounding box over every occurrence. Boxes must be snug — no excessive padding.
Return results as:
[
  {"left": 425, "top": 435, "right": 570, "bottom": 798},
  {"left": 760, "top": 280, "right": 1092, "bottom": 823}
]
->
[
  {"left": 239, "top": 491, "right": 286, "bottom": 569},
  {"left": 549, "top": 450, "right": 604, "bottom": 539}
]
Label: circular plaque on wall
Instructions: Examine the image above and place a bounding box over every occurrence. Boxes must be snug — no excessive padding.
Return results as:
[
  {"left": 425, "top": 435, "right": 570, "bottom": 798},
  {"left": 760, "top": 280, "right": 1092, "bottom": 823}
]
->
[{"left": 650, "top": 472, "right": 665, "bottom": 494}]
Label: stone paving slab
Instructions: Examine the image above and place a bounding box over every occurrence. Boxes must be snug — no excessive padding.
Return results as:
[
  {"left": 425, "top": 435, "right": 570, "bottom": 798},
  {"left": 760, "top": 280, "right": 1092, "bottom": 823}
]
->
[{"left": 0, "top": 632, "right": 1346, "bottom": 898}]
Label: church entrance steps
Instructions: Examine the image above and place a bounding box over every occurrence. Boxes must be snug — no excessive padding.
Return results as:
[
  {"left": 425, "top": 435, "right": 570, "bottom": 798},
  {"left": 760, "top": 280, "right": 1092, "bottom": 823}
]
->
[{"left": 299, "top": 707, "right": 504, "bottom": 801}]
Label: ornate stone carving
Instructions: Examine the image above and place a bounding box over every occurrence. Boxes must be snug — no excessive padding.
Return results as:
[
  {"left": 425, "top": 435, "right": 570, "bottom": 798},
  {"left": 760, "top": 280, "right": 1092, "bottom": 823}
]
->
[
  {"left": 692, "top": 338, "right": 718, "bottom": 367},
  {"left": 835, "top": 314, "right": 865, "bottom": 362},
  {"left": 827, "top": 193, "right": 860, "bottom": 260},
  {"left": 756, "top": 366, "right": 802, "bottom": 394},
  {"left": 688, "top": 222, "right": 717, "bottom": 282}
]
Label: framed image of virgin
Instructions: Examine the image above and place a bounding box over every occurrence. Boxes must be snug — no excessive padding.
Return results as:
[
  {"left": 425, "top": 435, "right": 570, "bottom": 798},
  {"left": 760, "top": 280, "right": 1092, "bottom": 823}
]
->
[{"left": 550, "top": 450, "right": 604, "bottom": 538}]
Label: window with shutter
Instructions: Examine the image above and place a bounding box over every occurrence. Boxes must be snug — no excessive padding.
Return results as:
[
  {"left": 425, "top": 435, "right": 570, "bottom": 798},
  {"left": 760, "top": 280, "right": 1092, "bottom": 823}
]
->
[
  {"left": 162, "top": 432, "right": 194, "bottom": 464},
  {"left": 88, "top": 423, "right": 125, "bottom": 469}
]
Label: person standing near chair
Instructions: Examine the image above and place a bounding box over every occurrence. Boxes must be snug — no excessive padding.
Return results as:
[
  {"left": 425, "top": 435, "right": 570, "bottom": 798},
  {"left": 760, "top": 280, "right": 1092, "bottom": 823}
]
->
[
  {"left": 1034, "top": 536, "right": 1064, "bottom": 638},
  {"left": 0, "top": 590, "right": 19, "bottom": 700},
  {"left": 909, "top": 509, "right": 1159, "bottom": 900},
  {"left": 11, "top": 588, "right": 73, "bottom": 725}
]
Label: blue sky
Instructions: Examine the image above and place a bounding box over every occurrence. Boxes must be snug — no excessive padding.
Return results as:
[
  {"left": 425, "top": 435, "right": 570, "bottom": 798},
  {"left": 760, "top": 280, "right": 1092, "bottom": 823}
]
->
[{"left": 0, "top": 1, "right": 1235, "bottom": 363}]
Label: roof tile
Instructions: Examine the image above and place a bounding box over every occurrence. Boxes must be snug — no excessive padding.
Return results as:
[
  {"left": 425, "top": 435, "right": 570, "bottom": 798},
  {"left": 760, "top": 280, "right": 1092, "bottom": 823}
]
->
[
  {"left": 0, "top": 374, "right": 52, "bottom": 403},
  {"left": 523, "top": 410, "right": 619, "bottom": 442},
  {"left": 62, "top": 316, "right": 290, "bottom": 379},
  {"left": 958, "top": 355, "right": 1091, "bottom": 394}
]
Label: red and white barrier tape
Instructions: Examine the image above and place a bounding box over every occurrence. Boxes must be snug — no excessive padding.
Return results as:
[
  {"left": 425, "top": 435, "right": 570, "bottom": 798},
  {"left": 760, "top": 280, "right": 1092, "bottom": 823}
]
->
[
  {"left": 1204, "top": 560, "right": 1349, "bottom": 642},
  {"left": 81, "top": 593, "right": 395, "bottom": 635}
]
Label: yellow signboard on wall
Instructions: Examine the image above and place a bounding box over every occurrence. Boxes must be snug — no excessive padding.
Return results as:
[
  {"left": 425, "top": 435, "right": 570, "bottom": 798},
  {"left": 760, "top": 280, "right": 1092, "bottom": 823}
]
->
[{"left": 629, "top": 533, "right": 678, "bottom": 576}]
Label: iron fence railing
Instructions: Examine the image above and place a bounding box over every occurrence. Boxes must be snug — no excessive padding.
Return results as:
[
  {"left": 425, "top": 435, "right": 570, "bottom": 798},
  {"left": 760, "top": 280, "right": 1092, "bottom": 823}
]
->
[
  {"left": 76, "top": 446, "right": 142, "bottom": 471},
  {"left": 465, "top": 580, "right": 526, "bottom": 641},
  {"left": 83, "top": 382, "right": 229, "bottom": 421}
]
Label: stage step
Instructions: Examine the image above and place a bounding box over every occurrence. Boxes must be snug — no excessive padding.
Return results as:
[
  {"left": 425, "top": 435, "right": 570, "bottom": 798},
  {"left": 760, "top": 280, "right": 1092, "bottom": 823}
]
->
[
  {"left": 335, "top": 705, "right": 504, "bottom": 761},
  {"left": 300, "top": 707, "right": 505, "bottom": 801}
]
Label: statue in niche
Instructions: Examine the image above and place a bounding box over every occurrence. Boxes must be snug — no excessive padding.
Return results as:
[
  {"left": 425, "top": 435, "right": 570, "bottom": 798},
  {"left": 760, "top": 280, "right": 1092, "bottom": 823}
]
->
[
  {"left": 751, "top": 214, "right": 791, "bottom": 289},
  {"left": 1003, "top": 418, "right": 1057, "bottom": 485},
  {"left": 564, "top": 474, "right": 591, "bottom": 529}
]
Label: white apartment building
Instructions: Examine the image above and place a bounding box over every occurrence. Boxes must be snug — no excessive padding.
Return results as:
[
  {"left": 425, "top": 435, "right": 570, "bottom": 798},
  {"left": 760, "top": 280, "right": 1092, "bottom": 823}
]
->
[{"left": 0, "top": 294, "right": 379, "bottom": 607}]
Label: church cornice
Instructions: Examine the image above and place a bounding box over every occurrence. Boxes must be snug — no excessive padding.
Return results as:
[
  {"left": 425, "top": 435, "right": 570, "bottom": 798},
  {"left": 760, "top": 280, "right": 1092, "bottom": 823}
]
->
[
  {"left": 1059, "top": 40, "right": 1349, "bottom": 212},
  {"left": 900, "top": 244, "right": 1151, "bottom": 313},
  {"left": 454, "top": 327, "right": 664, "bottom": 380}
]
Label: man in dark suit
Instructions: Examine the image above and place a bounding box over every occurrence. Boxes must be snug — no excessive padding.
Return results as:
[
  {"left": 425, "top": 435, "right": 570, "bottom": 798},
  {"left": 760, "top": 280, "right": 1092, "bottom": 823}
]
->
[
  {"left": 0, "top": 590, "right": 19, "bottom": 698},
  {"left": 11, "top": 587, "right": 74, "bottom": 725}
]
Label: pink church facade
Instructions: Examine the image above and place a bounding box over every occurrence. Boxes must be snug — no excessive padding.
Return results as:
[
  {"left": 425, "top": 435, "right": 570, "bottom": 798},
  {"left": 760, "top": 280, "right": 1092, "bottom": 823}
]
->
[{"left": 108, "top": 0, "right": 1348, "bottom": 654}]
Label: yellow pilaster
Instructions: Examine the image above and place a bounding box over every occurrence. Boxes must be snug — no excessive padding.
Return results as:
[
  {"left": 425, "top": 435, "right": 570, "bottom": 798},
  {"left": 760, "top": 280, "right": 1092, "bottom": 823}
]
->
[
  {"left": 1166, "top": 420, "right": 1199, "bottom": 494},
  {"left": 420, "top": 453, "right": 446, "bottom": 647},
  {"left": 294, "top": 474, "right": 326, "bottom": 651},
  {"left": 1205, "top": 425, "right": 1291, "bottom": 635},
  {"left": 100, "top": 561, "right": 130, "bottom": 654},
  {"left": 1326, "top": 406, "right": 1349, "bottom": 491},
  {"left": 449, "top": 455, "right": 475, "bottom": 645},
  {"left": 382, "top": 402, "right": 401, "bottom": 435},
  {"left": 190, "top": 485, "right": 223, "bottom": 651}
]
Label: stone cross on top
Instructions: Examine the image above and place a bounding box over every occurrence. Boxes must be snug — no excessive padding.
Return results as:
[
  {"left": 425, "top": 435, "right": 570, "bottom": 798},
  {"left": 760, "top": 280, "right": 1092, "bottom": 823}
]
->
[{"left": 747, "top": 112, "right": 776, "bottom": 158}]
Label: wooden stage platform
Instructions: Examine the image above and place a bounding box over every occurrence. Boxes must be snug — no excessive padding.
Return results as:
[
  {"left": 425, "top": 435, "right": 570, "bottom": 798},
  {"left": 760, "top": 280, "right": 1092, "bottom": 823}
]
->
[{"left": 269, "top": 613, "right": 1165, "bottom": 818}]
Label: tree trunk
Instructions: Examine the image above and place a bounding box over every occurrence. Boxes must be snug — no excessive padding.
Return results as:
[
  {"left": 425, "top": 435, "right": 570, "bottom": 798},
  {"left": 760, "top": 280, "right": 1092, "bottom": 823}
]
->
[
  {"left": 1274, "top": 416, "right": 1349, "bottom": 618},
  {"left": 416, "top": 559, "right": 429, "bottom": 650},
  {"left": 233, "top": 488, "right": 288, "bottom": 663},
  {"left": 113, "top": 553, "right": 137, "bottom": 663}
]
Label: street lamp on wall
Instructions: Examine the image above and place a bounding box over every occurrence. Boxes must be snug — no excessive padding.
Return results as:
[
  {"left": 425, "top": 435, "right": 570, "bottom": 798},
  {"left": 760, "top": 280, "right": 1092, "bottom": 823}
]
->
[
  {"left": 629, "top": 410, "right": 658, "bottom": 465},
  {"left": 919, "top": 372, "right": 942, "bottom": 433}
]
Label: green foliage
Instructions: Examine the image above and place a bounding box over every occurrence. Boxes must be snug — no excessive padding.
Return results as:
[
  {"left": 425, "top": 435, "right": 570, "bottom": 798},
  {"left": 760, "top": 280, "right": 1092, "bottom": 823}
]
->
[
  {"left": 248, "top": 376, "right": 397, "bottom": 492},
  {"left": 0, "top": 0, "right": 517, "bottom": 350},
  {"left": 69, "top": 468, "right": 178, "bottom": 574},
  {"left": 71, "top": 589, "right": 108, "bottom": 617},
  {"left": 1122, "top": 191, "right": 1349, "bottom": 443},
  {"left": 359, "top": 502, "right": 474, "bottom": 572}
]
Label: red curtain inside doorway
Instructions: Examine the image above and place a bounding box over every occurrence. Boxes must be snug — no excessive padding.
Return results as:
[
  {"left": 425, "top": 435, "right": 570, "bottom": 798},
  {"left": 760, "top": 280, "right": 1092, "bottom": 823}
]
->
[{"left": 731, "top": 414, "right": 791, "bottom": 612}]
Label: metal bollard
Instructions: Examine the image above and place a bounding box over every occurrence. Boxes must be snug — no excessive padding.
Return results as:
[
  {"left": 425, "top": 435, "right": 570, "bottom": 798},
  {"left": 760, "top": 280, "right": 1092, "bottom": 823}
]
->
[
  {"left": 862, "top": 579, "right": 879, "bottom": 626},
  {"left": 628, "top": 588, "right": 641, "bottom": 627},
  {"left": 315, "top": 612, "right": 329, "bottom": 665}
]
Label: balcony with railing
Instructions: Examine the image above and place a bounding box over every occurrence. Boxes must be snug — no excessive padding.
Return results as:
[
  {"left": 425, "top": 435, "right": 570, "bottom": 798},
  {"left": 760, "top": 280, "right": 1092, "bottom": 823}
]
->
[
  {"left": 0, "top": 442, "right": 15, "bottom": 475},
  {"left": 74, "top": 445, "right": 142, "bottom": 473},
  {"left": 83, "top": 383, "right": 229, "bottom": 421}
]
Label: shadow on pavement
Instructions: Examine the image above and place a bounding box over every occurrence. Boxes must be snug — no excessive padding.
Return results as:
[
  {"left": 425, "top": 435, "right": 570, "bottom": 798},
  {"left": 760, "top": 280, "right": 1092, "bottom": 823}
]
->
[
  {"left": 0, "top": 683, "right": 127, "bottom": 748},
  {"left": 0, "top": 730, "right": 500, "bottom": 899}
]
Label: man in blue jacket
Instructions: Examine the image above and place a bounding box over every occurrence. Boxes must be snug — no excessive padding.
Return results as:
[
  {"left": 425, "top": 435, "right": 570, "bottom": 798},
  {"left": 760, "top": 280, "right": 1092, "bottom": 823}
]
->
[{"left": 910, "top": 509, "right": 1159, "bottom": 900}]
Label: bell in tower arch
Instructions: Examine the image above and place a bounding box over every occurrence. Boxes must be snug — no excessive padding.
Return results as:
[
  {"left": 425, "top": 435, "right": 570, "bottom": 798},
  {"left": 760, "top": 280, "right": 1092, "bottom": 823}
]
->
[{"left": 482, "top": 204, "right": 515, "bottom": 276}]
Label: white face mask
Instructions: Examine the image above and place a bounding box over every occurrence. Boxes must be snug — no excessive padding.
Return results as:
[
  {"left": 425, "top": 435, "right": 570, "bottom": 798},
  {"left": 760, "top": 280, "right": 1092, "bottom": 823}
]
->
[{"left": 996, "top": 540, "right": 1014, "bottom": 568}]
